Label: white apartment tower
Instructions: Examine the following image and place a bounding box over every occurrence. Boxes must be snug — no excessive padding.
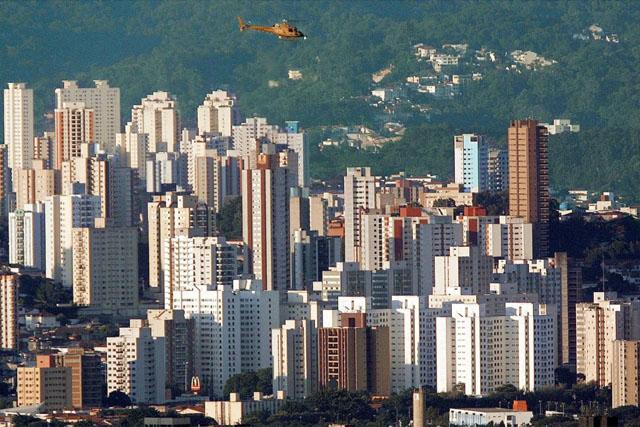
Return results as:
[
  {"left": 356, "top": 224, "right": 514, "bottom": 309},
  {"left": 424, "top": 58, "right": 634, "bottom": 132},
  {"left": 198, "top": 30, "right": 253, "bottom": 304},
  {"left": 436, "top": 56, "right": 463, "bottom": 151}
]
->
[
  {"left": 9, "top": 202, "right": 45, "bottom": 271},
  {"left": 107, "top": 320, "right": 166, "bottom": 404},
  {"left": 344, "top": 167, "right": 377, "bottom": 263},
  {"left": 147, "top": 193, "right": 216, "bottom": 290},
  {"left": 4, "top": 83, "right": 34, "bottom": 174},
  {"left": 453, "top": 133, "right": 488, "bottom": 193},
  {"left": 163, "top": 235, "right": 237, "bottom": 308},
  {"left": 197, "top": 90, "right": 239, "bottom": 137},
  {"left": 169, "top": 280, "right": 280, "bottom": 397},
  {"left": 436, "top": 302, "right": 556, "bottom": 396},
  {"left": 433, "top": 246, "right": 493, "bottom": 296},
  {"left": 55, "top": 80, "right": 120, "bottom": 154},
  {"left": 131, "top": 91, "right": 179, "bottom": 153}
]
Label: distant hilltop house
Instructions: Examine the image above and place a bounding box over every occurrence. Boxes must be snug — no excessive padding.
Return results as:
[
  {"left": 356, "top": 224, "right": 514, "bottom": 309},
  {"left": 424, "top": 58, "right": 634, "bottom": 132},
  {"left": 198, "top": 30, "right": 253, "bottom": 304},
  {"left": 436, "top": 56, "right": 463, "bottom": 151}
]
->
[
  {"left": 442, "top": 43, "right": 469, "bottom": 54},
  {"left": 371, "top": 64, "right": 394, "bottom": 83},
  {"left": 414, "top": 43, "right": 437, "bottom": 59},
  {"left": 540, "top": 119, "right": 580, "bottom": 135},
  {"left": 371, "top": 85, "right": 405, "bottom": 102},
  {"left": 585, "top": 24, "right": 619, "bottom": 43},
  {"left": 431, "top": 54, "right": 460, "bottom": 72},
  {"left": 288, "top": 70, "right": 302, "bottom": 80},
  {"left": 510, "top": 50, "right": 556, "bottom": 69}
]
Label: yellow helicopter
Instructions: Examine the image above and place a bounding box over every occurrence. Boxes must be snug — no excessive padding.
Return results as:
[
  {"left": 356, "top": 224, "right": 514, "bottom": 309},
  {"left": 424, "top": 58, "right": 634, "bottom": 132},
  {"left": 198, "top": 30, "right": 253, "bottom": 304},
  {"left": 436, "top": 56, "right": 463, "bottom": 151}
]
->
[{"left": 237, "top": 17, "right": 306, "bottom": 40}]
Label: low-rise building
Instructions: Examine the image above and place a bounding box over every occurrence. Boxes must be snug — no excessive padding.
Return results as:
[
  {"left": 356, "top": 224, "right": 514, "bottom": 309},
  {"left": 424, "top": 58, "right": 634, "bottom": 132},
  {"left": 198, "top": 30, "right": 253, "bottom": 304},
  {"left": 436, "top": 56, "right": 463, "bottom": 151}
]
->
[
  {"left": 449, "top": 406, "right": 533, "bottom": 427},
  {"left": 205, "top": 392, "right": 286, "bottom": 426}
]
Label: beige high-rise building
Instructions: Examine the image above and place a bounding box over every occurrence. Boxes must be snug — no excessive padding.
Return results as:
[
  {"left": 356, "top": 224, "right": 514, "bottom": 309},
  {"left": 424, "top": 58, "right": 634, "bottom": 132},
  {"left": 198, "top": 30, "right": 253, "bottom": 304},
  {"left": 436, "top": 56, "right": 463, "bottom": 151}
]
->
[
  {"left": 62, "top": 153, "right": 134, "bottom": 227},
  {"left": 63, "top": 348, "right": 104, "bottom": 409},
  {"left": 17, "top": 354, "right": 72, "bottom": 411},
  {"left": 131, "top": 91, "right": 179, "bottom": 153},
  {"left": 507, "top": 119, "right": 549, "bottom": 257},
  {"left": 0, "top": 273, "right": 18, "bottom": 350},
  {"left": 34, "top": 132, "right": 55, "bottom": 168},
  {"left": 107, "top": 320, "right": 166, "bottom": 404},
  {"left": 146, "top": 309, "right": 194, "bottom": 396},
  {"left": 54, "top": 102, "right": 94, "bottom": 169},
  {"left": 576, "top": 292, "right": 640, "bottom": 387},
  {"left": 72, "top": 218, "right": 139, "bottom": 314},
  {"left": 309, "top": 195, "right": 328, "bottom": 236},
  {"left": 612, "top": 340, "right": 640, "bottom": 408},
  {"left": 116, "top": 122, "right": 148, "bottom": 183},
  {"left": 4, "top": 83, "right": 34, "bottom": 173},
  {"left": 344, "top": 167, "right": 377, "bottom": 263},
  {"left": 14, "top": 159, "right": 60, "bottom": 210},
  {"left": 44, "top": 192, "right": 102, "bottom": 286},
  {"left": 241, "top": 147, "right": 297, "bottom": 291},
  {"left": 272, "top": 319, "right": 317, "bottom": 400},
  {"left": 55, "top": 80, "right": 120, "bottom": 154},
  {"left": 147, "top": 193, "right": 216, "bottom": 289},
  {"left": 197, "top": 90, "right": 239, "bottom": 137}
]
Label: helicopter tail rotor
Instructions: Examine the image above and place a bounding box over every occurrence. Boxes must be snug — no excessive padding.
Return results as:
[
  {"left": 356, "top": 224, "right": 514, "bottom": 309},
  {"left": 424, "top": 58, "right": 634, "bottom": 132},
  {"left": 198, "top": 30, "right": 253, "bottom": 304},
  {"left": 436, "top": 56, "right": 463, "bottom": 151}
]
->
[{"left": 237, "top": 16, "right": 247, "bottom": 31}]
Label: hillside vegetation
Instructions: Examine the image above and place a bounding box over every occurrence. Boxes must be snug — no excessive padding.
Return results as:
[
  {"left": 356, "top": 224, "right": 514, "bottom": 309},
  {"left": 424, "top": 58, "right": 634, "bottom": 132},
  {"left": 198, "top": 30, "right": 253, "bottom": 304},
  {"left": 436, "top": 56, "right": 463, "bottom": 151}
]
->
[{"left": 2, "top": 1, "right": 640, "bottom": 197}]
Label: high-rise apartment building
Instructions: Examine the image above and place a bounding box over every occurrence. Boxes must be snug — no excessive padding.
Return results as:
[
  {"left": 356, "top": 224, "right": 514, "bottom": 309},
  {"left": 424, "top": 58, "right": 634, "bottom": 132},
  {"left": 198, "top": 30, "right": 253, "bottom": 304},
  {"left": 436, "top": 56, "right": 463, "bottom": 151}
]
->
[
  {"left": 241, "top": 147, "right": 297, "bottom": 292},
  {"left": 17, "top": 354, "right": 72, "bottom": 411},
  {"left": 612, "top": 340, "right": 640, "bottom": 408},
  {"left": 4, "top": 83, "right": 34, "bottom": 174},
  {"left": 34, "top": 131, "right": 55, "bottom": 169},
  {"left": 62, "top": 348, "right": 105, "bottom": 409},
  {"left": 233, "top": 118, "right": 307, "bottom": 186},
  {"left": 0, "top": 273, "right": 18, "bottom": 350},
  {"left": 433, "top": 246, "right": 493, "bottom": 296},
  {"left": 54, "top": 102, "right": 95, "bottom": 169},
  {"left": 163, "top": 236, "right": 237, "bottom": 308},
  {"left": 44, "top": 192, "right": 102, "bottom": 286},
  {"left": 147, "top": 192, "right": 216, "bottom": 290},
  {"left": 272, "top": 319, "right": 317, "bottom": 400},
  {"left": 9, "top": 202, "right": 46, "bottom": 271},
  {"left": 72, "top": 219, "right": 139, "bottom": 314},
  {"left": 553, "top": 252, "right": 581, "bottom": 367},
  {"left": 454, "top": 134, "right": 488, "bottom": 193},
  {"left": 507, "top": 119, "right": 549, "bottom": 257},
  {"left": 344, "top": 167, "right": 377, "bottom": 263},
  {"left": 131, "top": 91, "right": 179, "bottom": 153},
  {"left": 14, "top": 159, "right": 60, "bottom": 210},
  {"left": 168, "top": 280, "right": 280, "bottom": 397},
  {"left": 576, "top": 292, "right": 640, "bottom": 387},
  {"left": 317, "top": 312, "right": 390, "bottom": 396},
  {"left": 107, "top": 319, "right": 166, "bottom": 404},
  {"left": 436, "top": 302, "right": 556, "bottom": 396},
  {"left": 55, "top": 80, "right": 120, "bottom": 154},
  {"left": 487, "top": 148, "right": 508, "bottom": 192},
  {"left": 197, "top": 90, "right": 239, "bottom": 137},
  {"left": 146, "top": 309, "right": 194, "bottom": 396},
  {"left": 116, "top": 122, "right": 148, "bottom": 184}
]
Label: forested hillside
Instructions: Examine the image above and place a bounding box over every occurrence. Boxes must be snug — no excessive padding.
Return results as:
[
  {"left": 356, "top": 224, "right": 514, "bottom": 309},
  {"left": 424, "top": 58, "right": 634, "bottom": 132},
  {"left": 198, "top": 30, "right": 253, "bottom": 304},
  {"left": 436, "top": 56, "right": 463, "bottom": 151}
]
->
[{"left": 2, "top": 1, "right": 640, "bottom": 198}]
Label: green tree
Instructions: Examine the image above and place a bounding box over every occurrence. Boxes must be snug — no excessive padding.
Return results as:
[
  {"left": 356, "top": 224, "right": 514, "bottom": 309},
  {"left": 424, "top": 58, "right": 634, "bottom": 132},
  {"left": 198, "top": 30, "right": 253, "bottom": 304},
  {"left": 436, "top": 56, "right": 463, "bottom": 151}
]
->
[{"left": 223, "top": 368, "right": 273, "bottom": 400}]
